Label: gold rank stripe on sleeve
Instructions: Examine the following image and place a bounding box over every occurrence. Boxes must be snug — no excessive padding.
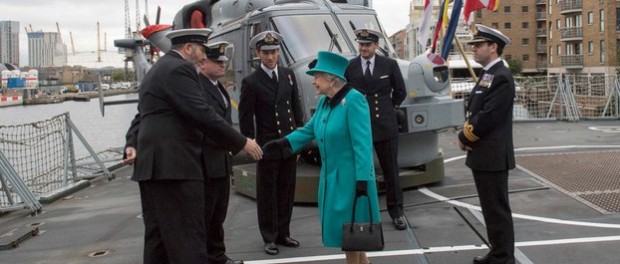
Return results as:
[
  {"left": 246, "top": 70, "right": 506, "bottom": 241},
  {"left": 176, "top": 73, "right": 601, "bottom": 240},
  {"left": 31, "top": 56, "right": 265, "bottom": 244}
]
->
[{"left": 463, "top": 121, "right": 480, "bottom": 142}]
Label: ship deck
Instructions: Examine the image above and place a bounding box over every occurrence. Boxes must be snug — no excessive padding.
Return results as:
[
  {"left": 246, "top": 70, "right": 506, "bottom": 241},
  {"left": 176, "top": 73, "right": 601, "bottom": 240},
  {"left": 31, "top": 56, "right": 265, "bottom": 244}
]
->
[{"left": 1, "top": 120, "right": 620, "bottom": 264}]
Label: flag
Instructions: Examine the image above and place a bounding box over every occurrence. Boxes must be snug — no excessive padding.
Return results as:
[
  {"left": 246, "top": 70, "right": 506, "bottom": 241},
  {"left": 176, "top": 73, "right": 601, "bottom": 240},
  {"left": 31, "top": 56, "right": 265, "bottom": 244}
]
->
[
  {"left": 464, "top": 0, "right": 501, "bottom": 24},
  {"left": 441, "top": 0, "right": 463, "bottom": 59},
  {"left": 431, "top": 0, "right": 450, "bottom": 53},
  {"left": 417, "top": 0, "right": 434, "bottom": 48}
]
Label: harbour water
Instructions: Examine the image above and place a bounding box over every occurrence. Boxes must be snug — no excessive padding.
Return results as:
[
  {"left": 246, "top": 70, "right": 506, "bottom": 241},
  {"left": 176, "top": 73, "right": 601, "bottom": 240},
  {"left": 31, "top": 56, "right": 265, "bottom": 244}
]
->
[{"left": 0, "top": 93, "right": 138, "bottom": 158}]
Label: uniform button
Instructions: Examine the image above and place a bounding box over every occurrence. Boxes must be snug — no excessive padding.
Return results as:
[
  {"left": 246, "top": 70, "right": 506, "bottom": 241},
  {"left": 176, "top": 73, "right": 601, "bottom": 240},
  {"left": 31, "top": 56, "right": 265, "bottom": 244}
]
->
[
  {"left": 289, "top": 118, "right": 293, "bottom": 121},
  {"left": 376, "top": 114, "right": 380, "bottom": 118},
  {"left": 288, "top": 110, "right": 291, "bottom": 113},
  {"left": 276, "top": 113, "right": 279, "bottom": 117},
  {"left": 374, "top": 94, "right": 378, "bottom": 97},
  {"left": 375, "top": 107, "right": 379, "bottom": 111},
  {"left": 278, "top": 129, "right": 282, "bottom": 134},
  {"left": 287, "top": 100, "right": 290, "bottom": 105},
  {"left": 375, "top": 100, "right": 378, "bottom": 104},
  {"left": 277, "top": 121, "right": 280, "bottom": 125},
  {"left": 290, "top": 126, "right": 294, "bottom": 130}
]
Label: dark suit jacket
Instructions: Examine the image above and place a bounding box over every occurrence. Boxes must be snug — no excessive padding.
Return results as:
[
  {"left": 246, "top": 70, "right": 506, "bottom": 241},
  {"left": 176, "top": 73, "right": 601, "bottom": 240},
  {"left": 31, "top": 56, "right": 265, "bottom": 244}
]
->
[
  {"left": 238, "top": 66, "right": 304, "bottom": 145},
  {"left": 458, "top": 61, "right": 516, "bottom": 171},
  {"left": 199, "top": 75, "right": 235, "bottom": 179},
  {"left": 127, "top": 51, "right": 246, "bottom": 182},
  {"left": 344, "top": 55, "right": 406, "bottom": 142}
]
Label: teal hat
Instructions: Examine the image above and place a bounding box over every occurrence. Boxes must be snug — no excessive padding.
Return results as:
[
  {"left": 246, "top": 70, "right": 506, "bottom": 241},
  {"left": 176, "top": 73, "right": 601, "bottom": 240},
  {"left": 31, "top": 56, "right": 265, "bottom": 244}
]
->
[{"left": 306, "top": 51, "right": 349, "bottom": 81}]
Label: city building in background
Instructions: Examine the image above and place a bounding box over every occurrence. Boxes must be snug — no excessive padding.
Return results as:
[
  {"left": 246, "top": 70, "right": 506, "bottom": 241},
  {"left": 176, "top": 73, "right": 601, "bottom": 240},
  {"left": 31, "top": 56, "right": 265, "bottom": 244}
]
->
[
  {"left": 388, "top": 29, "right": 407, "bottom": 59},
  {"left": 475, "top": 0, "right": 620, "bottom": 76},
  {"left": 0, "top": 21, "right": 20, "bottom": 66},
  {"left": 27, "top": 31, "right": 67, "bottom": 67}
]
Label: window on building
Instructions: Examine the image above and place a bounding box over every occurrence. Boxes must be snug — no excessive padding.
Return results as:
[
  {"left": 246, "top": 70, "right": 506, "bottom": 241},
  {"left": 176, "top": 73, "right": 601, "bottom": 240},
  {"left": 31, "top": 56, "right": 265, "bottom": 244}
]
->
[
  {"left": 549, "top": 47, "right": 553, "bottom": 64},
  {"left": 522, "top": 6, "right": 528, "bottom": 13},
  {"left": 588, "top": 12, "right": 594, "bottom": 25},
  {"left": 505, "top": 55, "right": 512, "bottom": 60},
  {"left": 492, "top": 23, "right": 499, "bottom": 29},
  {"left": 549, "top": 22, "right": 553, "bottom": 39},
  {"left": 476, "top": 10, "right": 482, "bottom": 19},
  {"left": 548, "top": 0, "right": 552, "bottom": 14},
  {"left": 577, "top": 43, "right": 582, "bottom": 55},
  {"left": 504, "top": 6, "right": 511, "bottom": 13},
  {"left": 505, "top": 22, "right": 511, "bottom": 29},
  {"left": 600, "top": 40, "right": 605, "bottom": 63},
  {"left": 523, "top": 54, "right": 530, "bottom": 61},
  {"left": 600, "top": 10, "right": 605, "bottom": 32},
  {"left": 588, "top": 41, "right": 594, "bottom": 53},
  {"left": 557, "top": 45, "right": 562, "bottom": 56},
  {"left": 616, "top": 9, "right": 620, "bottom": 31},
  {"left": 556, "top": 19, "right": 561, "bottom": 29},
  {"left": 522, "top": 22, "right": 529, "bottom": 29},
  {"left": 522, "top": 38, "right": 529, "bottom": 45},
  {"left": 576, "top": 15, "right": 582, "bottom": 27}
]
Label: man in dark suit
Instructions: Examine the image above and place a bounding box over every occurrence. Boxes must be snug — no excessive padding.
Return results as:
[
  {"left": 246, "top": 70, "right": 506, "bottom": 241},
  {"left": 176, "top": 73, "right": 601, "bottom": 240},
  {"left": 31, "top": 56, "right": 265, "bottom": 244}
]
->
[
  {"left": 238, "top": 31, "right": 304, "bottom": 255},
  {"left": 458, "top": 24, "right": 516, "bottom": 264},
  {"left": 344, "top": 28, "right": 408, "bottom": 230},
  {"left": 123, "top": 29, "right": 262, "bottom": 264},
  {"left": 196, "top": 41, "right": 243, "bottom": 264}
]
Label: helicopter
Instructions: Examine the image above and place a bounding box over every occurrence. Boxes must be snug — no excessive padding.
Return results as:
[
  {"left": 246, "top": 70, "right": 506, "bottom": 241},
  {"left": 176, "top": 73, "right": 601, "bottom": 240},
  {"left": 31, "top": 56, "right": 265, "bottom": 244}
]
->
[{"left": 110, "top": 0, "right": 464, "bottom": 203}]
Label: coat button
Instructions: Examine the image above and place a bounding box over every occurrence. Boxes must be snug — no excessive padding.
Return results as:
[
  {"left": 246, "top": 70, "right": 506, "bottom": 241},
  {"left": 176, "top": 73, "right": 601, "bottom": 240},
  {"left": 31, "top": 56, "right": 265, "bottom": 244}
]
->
[
  {"left": 375, "top": 94, "right": 378, "bottom": 97},
  {"left": 375, "top": 107, "right": 379, "bottom": 111},
  {"left": 277, "top": 121, "right": 280, "bottom": 125},
  {"left": 287, "top": 100, "right": 290, "bottom": 105},
  {"left": 290, "top": 126, "right": 294, "bottom": 130},
  {"left": 276, "top": 113, "right": 279, "bottom": 117},
  {"left": 375, "top": 100, "right": 378, "bottom": 104},
  {"left": 289, "top": 118, "right": 293, "bottom": 121},
  {"left": 278, "top": 129, "right": 282, "bottom": 134},
  {"left": 376, "top": 114, "right": 380, "bottom": 118},
  {"left": 288, "top": 110, "right": 291, "bottom": 113}
]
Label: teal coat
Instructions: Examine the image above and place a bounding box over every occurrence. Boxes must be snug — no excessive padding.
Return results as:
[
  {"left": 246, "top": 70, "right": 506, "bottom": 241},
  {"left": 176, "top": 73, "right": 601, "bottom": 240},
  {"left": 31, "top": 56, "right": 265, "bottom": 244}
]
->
[{"left": 286, "top": 85, "right": 381, "bottom": 248}]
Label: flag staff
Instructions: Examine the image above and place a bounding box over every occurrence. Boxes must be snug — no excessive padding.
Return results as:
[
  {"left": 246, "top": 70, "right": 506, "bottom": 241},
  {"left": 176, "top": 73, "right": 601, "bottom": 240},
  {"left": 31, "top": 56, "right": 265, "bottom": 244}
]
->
[{"left": 454, "top": 36, "right": 478, "bottom": 82}]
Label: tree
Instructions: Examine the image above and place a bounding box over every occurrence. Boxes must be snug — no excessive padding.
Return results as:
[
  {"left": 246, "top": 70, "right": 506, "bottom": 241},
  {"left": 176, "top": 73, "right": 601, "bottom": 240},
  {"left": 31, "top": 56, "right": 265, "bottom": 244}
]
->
[
  {"left": 111, "top": 71, "right": 125, "bottom": 82},
  {"left": 505, "top": 58, "right": 523, "bottom": 76}
]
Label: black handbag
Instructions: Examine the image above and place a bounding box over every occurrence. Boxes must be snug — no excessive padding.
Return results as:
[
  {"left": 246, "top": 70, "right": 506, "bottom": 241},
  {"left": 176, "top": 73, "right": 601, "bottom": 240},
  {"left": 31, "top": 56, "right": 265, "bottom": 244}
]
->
[{"left": 341, "top": 193, "right": 384, "bottom": 251}]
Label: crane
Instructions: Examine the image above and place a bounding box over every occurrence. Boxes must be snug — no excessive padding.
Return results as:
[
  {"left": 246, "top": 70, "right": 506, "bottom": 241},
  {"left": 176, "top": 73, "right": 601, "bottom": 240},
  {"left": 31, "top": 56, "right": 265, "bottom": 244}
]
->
[{"left": 70, "top": 31, "right": 76, "bottom": 56}]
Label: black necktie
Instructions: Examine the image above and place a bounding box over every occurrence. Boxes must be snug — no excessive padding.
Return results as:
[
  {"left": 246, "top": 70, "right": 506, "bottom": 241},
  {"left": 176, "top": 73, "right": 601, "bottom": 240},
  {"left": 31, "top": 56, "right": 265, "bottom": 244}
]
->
[
  {"left": 365, "top": 61, "right": 372, "bottom": 79},
  {"left": 271, "top": 71, "right": 278, "bottom": 82}
]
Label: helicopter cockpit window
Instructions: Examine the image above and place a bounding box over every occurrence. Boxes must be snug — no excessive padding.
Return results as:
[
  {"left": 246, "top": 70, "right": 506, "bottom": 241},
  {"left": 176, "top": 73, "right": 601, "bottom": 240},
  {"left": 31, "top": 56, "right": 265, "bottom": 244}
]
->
[
  {"left": 433, "top": 66, "right": 449, "bottom": 83},
  {"left": 337, "top": 14, "right": 396, "bottom": 57},
  {"left": 271, "top": 15, "right": 352, "bottom": 62}
]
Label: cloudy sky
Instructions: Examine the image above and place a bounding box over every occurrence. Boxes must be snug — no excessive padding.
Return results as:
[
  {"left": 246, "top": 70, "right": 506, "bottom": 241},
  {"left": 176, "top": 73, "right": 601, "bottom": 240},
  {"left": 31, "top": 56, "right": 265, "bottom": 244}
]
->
[{"left": 1, "top": 0, "right": 411, "bottom": 65}]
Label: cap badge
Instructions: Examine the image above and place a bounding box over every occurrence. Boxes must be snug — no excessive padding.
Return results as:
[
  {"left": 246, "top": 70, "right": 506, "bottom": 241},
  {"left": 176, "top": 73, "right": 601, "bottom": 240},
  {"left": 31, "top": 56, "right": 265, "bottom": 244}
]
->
[
  {"left": 219, "top": 44, "right": 226, "bottom": 53},
  {"left": 265, "top": 33, "right": 274, "bottom": 44},
  {"left": 360, "top": 30, "right": 369, "bottom": 37}
]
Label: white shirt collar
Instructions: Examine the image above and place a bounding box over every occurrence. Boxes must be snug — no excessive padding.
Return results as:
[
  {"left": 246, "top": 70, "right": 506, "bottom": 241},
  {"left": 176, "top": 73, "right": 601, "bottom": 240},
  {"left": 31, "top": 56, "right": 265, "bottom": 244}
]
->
[
  {"left": 483, "top": 58, "right": 503, "bottom": 71},
  {"left": 260, "top": 64, "right": 278, "bottom": 79},
  {"left": 361, "top": 55, "right": 376, "bottom": 67},
  {"left": 171, "top": 49, "right": 186, "bottom": 60}
]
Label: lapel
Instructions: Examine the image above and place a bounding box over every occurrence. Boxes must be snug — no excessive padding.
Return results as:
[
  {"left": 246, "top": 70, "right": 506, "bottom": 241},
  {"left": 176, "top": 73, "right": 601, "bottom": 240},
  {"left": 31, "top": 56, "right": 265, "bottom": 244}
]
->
[
  {"left": 258, "top": 68, "right": 278, "bottom": 94},
  {"left": 204, "top": 78, "right": 226, "bottom": 111},
  {"left": 275, "top": 67, "right": 289, "bottom": 103}
]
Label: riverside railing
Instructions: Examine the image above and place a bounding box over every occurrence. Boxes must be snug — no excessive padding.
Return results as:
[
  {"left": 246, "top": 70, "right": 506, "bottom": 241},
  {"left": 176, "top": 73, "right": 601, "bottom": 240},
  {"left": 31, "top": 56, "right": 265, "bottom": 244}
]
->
[{"left": 0, "top": 112, "right": 113, "bottom": 214}]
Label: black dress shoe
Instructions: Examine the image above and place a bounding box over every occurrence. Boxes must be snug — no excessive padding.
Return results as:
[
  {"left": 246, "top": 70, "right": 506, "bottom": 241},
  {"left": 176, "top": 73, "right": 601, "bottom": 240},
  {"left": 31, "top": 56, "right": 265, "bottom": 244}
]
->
[
  {"left": 392, "top": 216, "right": 407, "bottom": 230},
  {"left": 264, "top": 242, "right": 279, "bottom": 255},
  {"left": 223, "top": 259, "right": 244, "bottom": 264},
  {"left": 472, "top": 254, "right": 490, "bottom": 264},
  {"left": 277, "top": 236, "right": 300, "bottom": 248}
]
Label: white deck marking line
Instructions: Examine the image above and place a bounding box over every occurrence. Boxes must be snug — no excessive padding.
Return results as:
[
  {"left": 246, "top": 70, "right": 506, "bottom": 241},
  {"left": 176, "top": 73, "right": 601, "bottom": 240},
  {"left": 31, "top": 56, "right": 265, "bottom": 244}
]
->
[
  {"left": 419, "top": 187, "right": 620, "bottom": 228},
  {"left": 244, "top": 235, "right": 620, "bottom": 263}
]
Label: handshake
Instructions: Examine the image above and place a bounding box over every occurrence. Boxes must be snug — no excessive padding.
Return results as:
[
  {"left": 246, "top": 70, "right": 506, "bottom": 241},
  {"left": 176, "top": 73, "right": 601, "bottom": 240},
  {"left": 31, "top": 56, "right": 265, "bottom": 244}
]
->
[
  {"left": 262, "top": 138, "right": 294, "bottom": 160},
  {"left": 242, "top": 138, "right": 293, "bottom": 161}
]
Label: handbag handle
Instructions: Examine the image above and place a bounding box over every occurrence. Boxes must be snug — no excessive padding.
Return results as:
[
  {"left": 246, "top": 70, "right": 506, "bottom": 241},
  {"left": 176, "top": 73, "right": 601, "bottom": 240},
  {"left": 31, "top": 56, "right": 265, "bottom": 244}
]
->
[{"left": 349, "top": 192, "right": 376, "bottom": 231}]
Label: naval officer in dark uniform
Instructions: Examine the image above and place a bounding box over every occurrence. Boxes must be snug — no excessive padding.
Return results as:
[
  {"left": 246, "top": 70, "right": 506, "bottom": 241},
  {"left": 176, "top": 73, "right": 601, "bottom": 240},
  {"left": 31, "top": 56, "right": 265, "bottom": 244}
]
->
[
  {"left": 344, "top": 28, "right": 408, "bottom": 230},
  {"left": 122, "top": 29, "right": 262, "bottom": 264},
  {"left": 196, "top": 41, "right": 243, "bottom": 264},
  {"left": 238, "top": 31, "right": 304, "bottom": 255},
  {"left": 458, "top": 24, "right": 516, "bottom": 264}
]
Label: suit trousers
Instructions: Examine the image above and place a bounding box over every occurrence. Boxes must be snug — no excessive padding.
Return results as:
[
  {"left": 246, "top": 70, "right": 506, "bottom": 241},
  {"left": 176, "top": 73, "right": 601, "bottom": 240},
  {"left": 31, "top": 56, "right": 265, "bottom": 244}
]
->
[
  {"left": 256, "top": 155, "right": 297, "bottom": 243},
  {"left": 205, "top": 177, "right": 231, "bottom": 264},
  {"left": 374, "top": 138, "right": 404, "bottom": 218},
  {"left": 472, "top": 169, "right": 515, "bottom": 263},
  {"left": 139, "top": 180, "right": 207, "bottom": 264}
]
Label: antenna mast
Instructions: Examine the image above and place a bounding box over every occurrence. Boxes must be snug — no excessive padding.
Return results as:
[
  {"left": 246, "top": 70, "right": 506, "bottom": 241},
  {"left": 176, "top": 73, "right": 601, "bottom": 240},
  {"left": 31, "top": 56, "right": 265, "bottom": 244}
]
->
[{"left": 124, "top": 0, "right": 131, "bottom": 37}]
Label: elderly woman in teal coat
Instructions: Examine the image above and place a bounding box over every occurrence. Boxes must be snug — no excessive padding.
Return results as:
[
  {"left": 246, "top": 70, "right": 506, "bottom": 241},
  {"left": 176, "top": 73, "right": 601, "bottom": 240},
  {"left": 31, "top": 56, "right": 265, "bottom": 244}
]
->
[{"left": 263, "top": 51, "right": 381, "bottom": 264}]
